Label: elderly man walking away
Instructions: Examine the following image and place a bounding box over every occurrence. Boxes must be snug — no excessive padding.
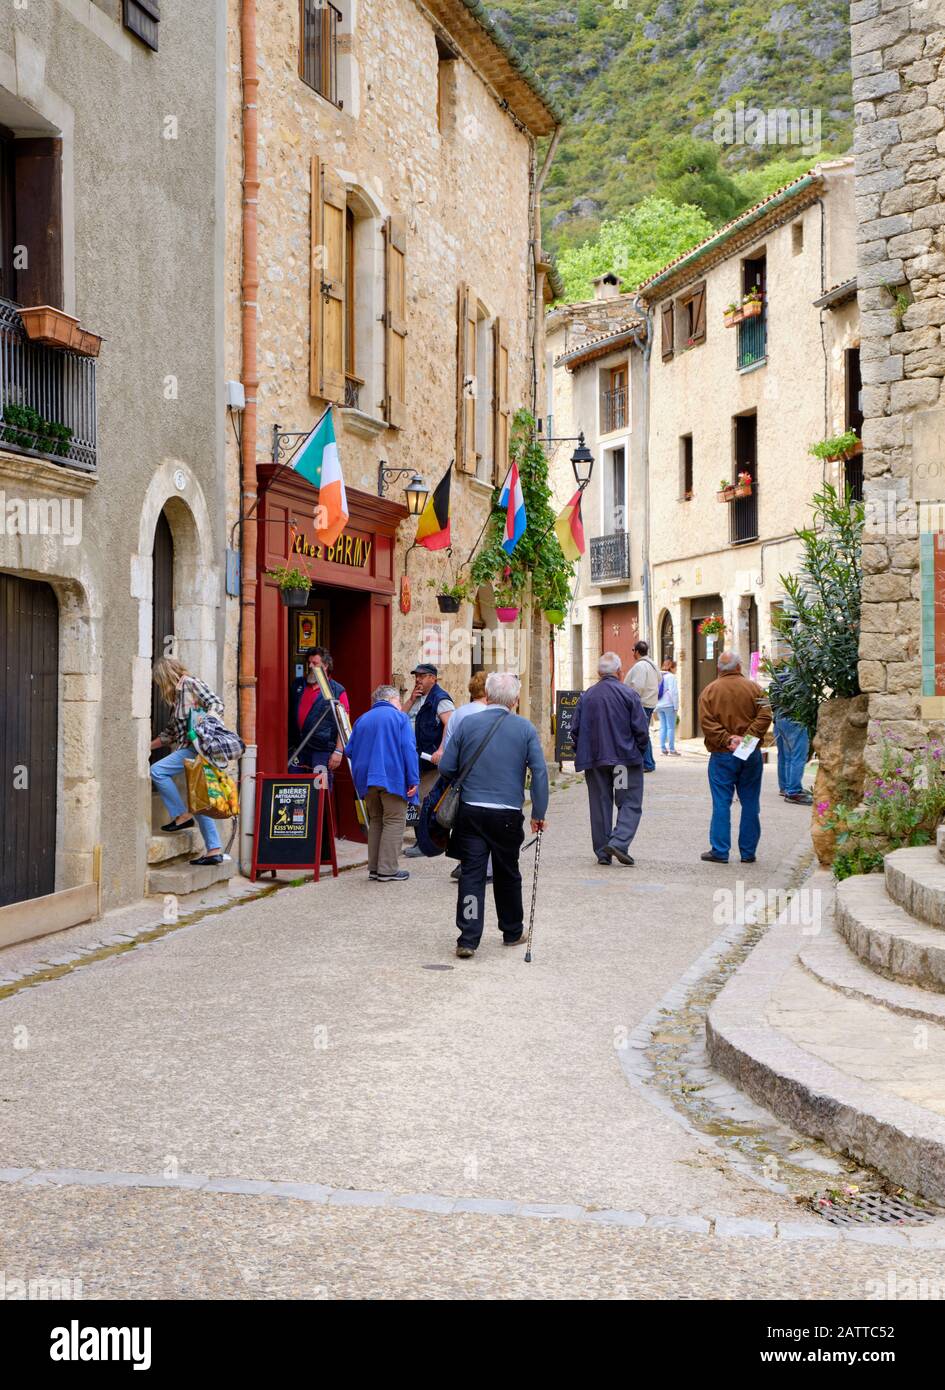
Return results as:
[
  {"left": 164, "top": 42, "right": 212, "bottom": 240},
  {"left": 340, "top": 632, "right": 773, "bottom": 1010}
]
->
[
  {"left": 344, "top": 685, "right": 419, "bottom": 883},
  {"left": 624, "top": 639, "right": 660, "bottom": 773},
  {"left": 571, "top": 652, "right": 651, "bottom": 865},
  {"left": 698, "top": 651, "right": 772, "bottom": 865},
  {"left": 438, "top": 672, "right": 549, "bottom": 959}
]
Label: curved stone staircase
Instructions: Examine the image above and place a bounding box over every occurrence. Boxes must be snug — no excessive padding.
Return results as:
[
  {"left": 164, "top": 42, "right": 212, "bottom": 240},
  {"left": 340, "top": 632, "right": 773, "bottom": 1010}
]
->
[{"left": 706, "top": 831, "right": 945, "bottom": 1203}]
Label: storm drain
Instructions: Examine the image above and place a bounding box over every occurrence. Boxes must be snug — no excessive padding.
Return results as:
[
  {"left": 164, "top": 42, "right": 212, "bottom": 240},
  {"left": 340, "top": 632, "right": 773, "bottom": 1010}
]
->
[{"left": 812, "top": 1190, "right": 937, "bottom": 1227}]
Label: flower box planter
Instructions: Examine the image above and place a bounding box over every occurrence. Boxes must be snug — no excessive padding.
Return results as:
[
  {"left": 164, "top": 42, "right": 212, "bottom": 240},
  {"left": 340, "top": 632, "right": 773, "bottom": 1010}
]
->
[
  {"left": 733, "top": 481, "right": 752, "bottom": 498},
  {"left": 724, "top": 310, "right": 743, "bottom": 328},
  {"left": 69, "top": 325, "right": 103, "bottom": 358},
  {"left": 495, "top": 606, "right": 519, "bottom": 624},
  {"left": 436, "top": 594, "right": 461, "bottom": 614},
  {"left": 280, "top": 586, "right": 311, "bottom": 608},
  {"left": 19, "top": 305, "right": 79, "bottom": 350},
  {"left": 717, "top": 486, "right": 737, "bottom": 503},
  {"left": 741, "top": 298, "right": 763, "bottom": 318}
]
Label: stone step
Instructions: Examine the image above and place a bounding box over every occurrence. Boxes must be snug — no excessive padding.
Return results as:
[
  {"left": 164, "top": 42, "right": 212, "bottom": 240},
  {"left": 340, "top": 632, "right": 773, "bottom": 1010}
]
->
[
  {"left": 147, "top": 828, "right": 205, "bottom": 864},
  {"left": 836, "top": 872, "right": 945, "bottom": 993},
  {"left": 799, "top": 913, "right": 945, "bottom": 1026},
  {"left": 146, "top": 855, "right": 236, "bottom": 897},
  {"left": 707, "top": 871, "right": 945, "bottom": 1205},
  {"left": 884, "top": 846, "right": 945, "bottom": 929}
]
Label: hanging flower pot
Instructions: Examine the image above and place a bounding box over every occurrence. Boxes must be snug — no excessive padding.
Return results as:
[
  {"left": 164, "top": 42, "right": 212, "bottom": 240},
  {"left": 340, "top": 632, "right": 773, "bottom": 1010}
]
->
[
  {"left": 267, "top": 564, "right": 312, "bottom": 608},
  {"left": 19, "top": 305, "right": 80, "bottom": 350},
  {"left": 496, "top": 606, "right": 520, "bottom": 624},
  {"left": 436, "top": 594, "right": 461, "bottom": 614},
  {"left": 544, "top": 607, "right": 565, "bottom": 626}
]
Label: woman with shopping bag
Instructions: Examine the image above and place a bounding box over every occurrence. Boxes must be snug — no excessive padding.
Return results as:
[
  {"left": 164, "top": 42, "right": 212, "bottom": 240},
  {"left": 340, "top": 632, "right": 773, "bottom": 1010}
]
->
[{"left": 150, "top": 657, "right": 243, "bottom": 867}]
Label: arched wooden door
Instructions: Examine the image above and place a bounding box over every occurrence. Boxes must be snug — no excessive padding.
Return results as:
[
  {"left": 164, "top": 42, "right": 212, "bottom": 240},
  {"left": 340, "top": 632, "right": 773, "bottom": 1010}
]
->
[
  {"left": 1, "top": 573, "right": 59, "bottom": 906},
  {"left": 150, "top": 510, "right": 175, "bottom": 759},
  {"left": 660, "top": 611, "right": 674, "bottom": 664}
]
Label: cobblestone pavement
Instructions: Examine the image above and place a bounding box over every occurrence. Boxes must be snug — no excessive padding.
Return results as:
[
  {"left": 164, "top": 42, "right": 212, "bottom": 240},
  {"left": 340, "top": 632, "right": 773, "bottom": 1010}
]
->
[{"left": 0, "top": 758, "right": 940, "bottom": 1299}]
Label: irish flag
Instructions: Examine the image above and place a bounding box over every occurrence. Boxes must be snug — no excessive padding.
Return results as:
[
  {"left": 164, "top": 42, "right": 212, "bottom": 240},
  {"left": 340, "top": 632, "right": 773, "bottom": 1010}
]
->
[
  {"left": 499, "top": 461, "right": 526, "bottom": 555},
  {"left": 289, "top": 407, "right": 349, "bottom": 547},
  {"left": 554, "top": 488, "right": 586, "bottom": 562}
]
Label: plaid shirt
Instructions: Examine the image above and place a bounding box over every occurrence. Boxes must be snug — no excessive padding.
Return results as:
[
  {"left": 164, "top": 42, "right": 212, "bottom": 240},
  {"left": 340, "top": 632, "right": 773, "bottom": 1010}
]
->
[{"left": 160, "top": 675, "right": 224, "bottom": 750}]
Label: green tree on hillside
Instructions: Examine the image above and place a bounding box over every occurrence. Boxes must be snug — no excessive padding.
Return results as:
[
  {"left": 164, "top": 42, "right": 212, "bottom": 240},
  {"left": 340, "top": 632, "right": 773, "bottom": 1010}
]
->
[
  {"left": 556, "top": 196, "right": 712, "bottom": 303},
  {"left": 656, "top": 137, "right": 745, "bottom": 226}
]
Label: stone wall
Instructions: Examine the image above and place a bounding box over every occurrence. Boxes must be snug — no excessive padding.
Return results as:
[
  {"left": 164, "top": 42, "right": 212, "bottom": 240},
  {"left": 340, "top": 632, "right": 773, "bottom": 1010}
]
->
[{"left": 852, "top": 0, "right": 945, "bottom": 764}]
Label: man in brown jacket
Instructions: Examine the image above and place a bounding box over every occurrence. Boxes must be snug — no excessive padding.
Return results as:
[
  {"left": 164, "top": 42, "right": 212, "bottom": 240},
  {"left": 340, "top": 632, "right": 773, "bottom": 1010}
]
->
[{"left": 698, "top": 651, "right": 772, "bottom": 864}]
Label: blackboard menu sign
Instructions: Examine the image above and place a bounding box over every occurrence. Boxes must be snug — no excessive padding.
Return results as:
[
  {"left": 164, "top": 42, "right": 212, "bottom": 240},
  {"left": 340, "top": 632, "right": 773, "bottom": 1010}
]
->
[
  {"left": 250, "top": 773, "right": 338, "bottom": 881},
  {"left": 555, "top": 690, "right": 581, "bottom": 762}
]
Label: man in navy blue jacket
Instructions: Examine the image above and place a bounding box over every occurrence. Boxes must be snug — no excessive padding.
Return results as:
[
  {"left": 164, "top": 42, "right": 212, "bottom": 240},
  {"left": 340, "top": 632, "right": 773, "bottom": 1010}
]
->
[
  {"left": 571, "top": 651, "right": 651, "bottom": 865},
  {"left": 345, "top": 685, "right": 420, "bottom": 882}
]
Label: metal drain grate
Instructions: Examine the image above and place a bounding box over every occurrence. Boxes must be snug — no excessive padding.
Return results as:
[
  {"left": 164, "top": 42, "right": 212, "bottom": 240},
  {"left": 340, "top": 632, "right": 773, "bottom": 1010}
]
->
[{"left": 813, "top": 1190, "right": 937, "bottom": 1227}]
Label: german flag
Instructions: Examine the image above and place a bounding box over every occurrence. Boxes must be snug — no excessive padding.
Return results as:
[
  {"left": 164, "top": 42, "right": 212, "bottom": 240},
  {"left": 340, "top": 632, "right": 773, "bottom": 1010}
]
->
[
  {"left": 554, "top": 488, "right": 585, "bottom": 562},
  {"left": 416, "top": 464, "right": 451, "bottom": 550}
]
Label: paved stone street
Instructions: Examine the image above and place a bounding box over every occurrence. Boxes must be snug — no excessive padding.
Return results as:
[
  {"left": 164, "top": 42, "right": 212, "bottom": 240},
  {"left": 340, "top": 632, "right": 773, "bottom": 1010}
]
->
[{"left": 2, "top": 757, "right": 944, "bottom": 1299}]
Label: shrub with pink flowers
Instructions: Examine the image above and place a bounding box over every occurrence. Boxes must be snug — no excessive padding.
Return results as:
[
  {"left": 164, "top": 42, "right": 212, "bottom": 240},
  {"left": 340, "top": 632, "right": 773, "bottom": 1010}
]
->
[{"left": 821, "top": 728, "right": 945, "bottom": 880}]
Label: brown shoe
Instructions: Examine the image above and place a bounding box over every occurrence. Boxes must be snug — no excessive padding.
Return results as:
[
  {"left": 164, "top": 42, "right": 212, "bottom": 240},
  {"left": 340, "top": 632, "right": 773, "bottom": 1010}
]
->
[{"left": 455, "top": 945, "right": 475, "bottom": 959}]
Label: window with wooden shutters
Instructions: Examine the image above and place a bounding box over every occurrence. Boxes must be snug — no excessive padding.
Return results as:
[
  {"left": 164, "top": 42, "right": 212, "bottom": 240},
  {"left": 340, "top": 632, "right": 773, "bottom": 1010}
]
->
[
  {"left": 300, "top": 0, "right": 341, "bottom": 105},
  {"left": 309, "top": 156, "right": 346, "bottom": 404},
  {"left": 124, "top": 0, "right": 160, "bottom": 51},
  {"left": 384, "top": 215, "right": 407, "bottom": 428},
  {"left": 13, "top": 139, "right": 63, "bottom": 309},
  {"left": 661, "top": 302, "right": 674, "bottom": 361},
  {"left": 455, "top": 283, "right": 478, "bottom": 474},
  {"left": 492, "top": 318, "right": 510, "bottom": 486},
  {"left": 681, "top": 281, "right": 706, "bottom": 346}
]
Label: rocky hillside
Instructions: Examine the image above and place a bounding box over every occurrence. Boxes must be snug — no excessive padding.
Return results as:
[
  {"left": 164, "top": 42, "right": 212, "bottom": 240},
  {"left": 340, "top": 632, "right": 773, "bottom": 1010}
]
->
[{"left": 488, "top": 0, "right": 853, "bottom": 247}]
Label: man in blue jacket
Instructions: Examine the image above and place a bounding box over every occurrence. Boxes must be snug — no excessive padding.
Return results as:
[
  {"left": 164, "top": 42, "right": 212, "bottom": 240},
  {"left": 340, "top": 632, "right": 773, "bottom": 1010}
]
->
[
  {"left": 438, "top": 671, "right": 549, "bottom": 958},
  {"left": 344, "top": 685, "right": 420, "bottom": 883},
  {"left": 571, "top": 651, "right": 651, "bottom": 866}
]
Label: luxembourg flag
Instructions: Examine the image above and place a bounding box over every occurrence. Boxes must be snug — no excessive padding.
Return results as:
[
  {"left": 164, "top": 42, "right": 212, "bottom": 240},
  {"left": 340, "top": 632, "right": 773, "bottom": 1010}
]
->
[
  {"left": 289, "top": 407, "right": 349, "bottom": 547},
  {"left": 499, "top": 461, "right": 526, "bottom": 555}
]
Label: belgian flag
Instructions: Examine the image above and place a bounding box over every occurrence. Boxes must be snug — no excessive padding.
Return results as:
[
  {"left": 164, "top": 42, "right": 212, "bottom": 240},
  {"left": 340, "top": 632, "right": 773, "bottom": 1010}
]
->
[{"left": 415, "top": 463, "right": 451, "bottom": 550}]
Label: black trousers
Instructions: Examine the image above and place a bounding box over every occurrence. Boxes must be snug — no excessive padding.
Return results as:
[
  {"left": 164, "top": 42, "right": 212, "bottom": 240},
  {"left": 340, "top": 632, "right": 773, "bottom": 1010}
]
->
[{"left": 453, "top": 805, "right": 525, "bottom": 949}]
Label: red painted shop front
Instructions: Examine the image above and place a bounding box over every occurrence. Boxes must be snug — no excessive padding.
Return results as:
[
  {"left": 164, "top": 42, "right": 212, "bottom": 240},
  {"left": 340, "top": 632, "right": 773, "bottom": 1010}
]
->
[{"left": 255, "top": 464, "right": 408, "bottom": 840}]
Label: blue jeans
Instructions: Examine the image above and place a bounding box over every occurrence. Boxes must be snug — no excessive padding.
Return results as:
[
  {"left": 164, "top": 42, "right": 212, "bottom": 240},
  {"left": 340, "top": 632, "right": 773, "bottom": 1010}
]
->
[
  {"left": 774, "top": 715, "right": 809, "bottom": 796},
  {"left": 151, "top": 746, "right": 222, "bottom": 853},
  {"left": 642, "top": 707, "right": 656, "bottom": 771},
  {"left": 657, "top": 707, "right": 676, "bottom": 752},
  {"left": 707, "top": 749, "right": 763, "bottom": 860}
]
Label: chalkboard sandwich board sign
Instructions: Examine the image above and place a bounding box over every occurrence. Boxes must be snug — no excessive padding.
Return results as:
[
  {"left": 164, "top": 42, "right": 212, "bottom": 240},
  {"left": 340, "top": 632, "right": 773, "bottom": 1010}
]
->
[
  {"left": 250, "top": 773, "right": 339, "bottom": 882},
  {"left": 554, "top": 690, "right": 581, "bottom": 764}
]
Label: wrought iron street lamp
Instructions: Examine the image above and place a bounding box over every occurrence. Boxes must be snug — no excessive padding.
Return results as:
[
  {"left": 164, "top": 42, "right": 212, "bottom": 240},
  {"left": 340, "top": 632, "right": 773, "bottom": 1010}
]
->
[
  {"left": 377, "top": 461, "right": 429, "bottom": 514},
  {"left": 541, "top": 429, "right": 595, "bottom": 492}
]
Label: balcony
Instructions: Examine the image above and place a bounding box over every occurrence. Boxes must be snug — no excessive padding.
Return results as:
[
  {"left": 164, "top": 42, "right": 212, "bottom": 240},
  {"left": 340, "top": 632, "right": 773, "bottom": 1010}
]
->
[
  {"left": 0, "top": 300, "right": 97, "bottom": 471},
  {"left": 600, "top": 387, "right": 628, "bottom": 434},
  {"left": 737, "top": 309, "right": 767, "bottom": 371},
  {"left": 590, "top": 530, "right": 630, "bottom": 584},
  {"left": 729, "top": 483, "right": 759, "bottom": 545}
]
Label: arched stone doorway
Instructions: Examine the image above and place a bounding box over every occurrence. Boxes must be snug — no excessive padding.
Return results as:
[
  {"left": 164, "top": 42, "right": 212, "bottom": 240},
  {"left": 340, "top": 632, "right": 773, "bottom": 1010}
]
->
[{"left": 659, "top": 609, "right": 675, "bottom": 665}]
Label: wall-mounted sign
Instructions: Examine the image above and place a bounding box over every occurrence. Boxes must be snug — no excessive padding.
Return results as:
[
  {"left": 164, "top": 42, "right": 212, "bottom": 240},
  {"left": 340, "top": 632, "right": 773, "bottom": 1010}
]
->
[{"left": 292, "top": 528, "right": 372, "bottom": 569}]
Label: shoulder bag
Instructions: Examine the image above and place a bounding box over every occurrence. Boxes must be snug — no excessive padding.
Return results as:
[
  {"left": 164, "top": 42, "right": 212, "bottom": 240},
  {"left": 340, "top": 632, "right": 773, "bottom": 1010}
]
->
[{"left": 434, "top": 711, "right": 508, "bottom": 831}]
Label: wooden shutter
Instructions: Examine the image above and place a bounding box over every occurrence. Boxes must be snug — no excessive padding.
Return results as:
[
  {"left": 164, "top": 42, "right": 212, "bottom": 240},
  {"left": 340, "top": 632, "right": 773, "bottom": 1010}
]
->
[
  {"left": 690, "top": 282, "right": 707, "bottom": 344},
  {"left": 309, "top": 156, "right": 346, "bottom": 403},
  {"left": 661, "top": 302, "right": 674, "bottom": 361},
  {"left": 455, "top": 283, "right": 477, "bottom": 474},
  {"left": 124, "top": 0, "right": 160, "bottom": 51},
  {"left": 492, "top": 318, "right": 510, "bottom": 486},
  {"left": 14, "top": 139, "right": 63, "bottom": 309},
  {"left": 384, "top": 215, "right": 408, "bottom": 429}
]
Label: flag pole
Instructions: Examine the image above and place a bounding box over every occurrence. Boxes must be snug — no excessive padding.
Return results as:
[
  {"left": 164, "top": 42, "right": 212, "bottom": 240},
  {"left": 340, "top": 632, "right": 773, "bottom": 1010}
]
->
[{"left": 463, "top": 460, "right": 514, "bottom": 568}]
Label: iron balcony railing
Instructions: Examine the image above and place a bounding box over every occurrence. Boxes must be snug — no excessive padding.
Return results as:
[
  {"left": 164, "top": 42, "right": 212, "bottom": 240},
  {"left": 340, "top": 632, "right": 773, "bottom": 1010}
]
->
[
  {"left": 845, "top": 454, "right": 864, "bottom": 503},
  {"left": 590, "top": 530, "right": 630, "bottom": 584},
  {"left": 601, "top": 387, "right": 628, "bottom": 434},
  {"left": 737, "top": 309, "right": 767, "bottom": 370},
  {"left": 0, "top": 299, "right": 97, "bottom": 471},
  {"left": 729, "top": 482, "right": 759, "bottom": 545}
]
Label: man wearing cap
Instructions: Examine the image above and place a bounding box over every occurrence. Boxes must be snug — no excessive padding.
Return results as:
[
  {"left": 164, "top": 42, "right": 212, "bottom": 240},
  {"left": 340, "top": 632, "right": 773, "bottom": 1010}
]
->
[{"left": 404, "top": 663, "right": 454, "bottom": 857}]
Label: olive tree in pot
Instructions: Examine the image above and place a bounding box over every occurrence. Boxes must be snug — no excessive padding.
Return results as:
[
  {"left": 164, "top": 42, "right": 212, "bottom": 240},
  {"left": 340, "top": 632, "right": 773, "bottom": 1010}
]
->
[{"left": 762, "top": 484, "right": 866, "bottom": 865}]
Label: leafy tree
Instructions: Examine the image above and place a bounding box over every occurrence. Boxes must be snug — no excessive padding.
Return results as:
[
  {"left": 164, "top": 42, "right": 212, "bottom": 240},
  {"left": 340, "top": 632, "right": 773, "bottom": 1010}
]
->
[
  {"left": 556, "top": 196, "right": 712, "bottom": 302},
  {"left": 470, "top": 410, "right": 574, "bottom": 614},
  {"left": 764, "top": 485, "right": 864, "bottom": 738},
  {"left": 730, "top": 154, "right": 821, "bottom": 208},
  {"left": 655, "top": 137, "right": 745, "bottom": 226}
]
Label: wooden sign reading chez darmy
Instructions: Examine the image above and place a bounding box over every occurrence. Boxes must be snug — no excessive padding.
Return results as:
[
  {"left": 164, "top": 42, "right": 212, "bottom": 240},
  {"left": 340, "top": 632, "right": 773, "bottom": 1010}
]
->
[{"left": 291, "top": 526, "right": 372, "bottom": 569}]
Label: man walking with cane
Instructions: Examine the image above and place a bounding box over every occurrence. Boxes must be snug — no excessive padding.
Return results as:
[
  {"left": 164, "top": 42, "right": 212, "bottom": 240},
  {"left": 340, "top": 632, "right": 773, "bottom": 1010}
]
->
[
  {"left": 437, "top": 672, "right": 548, "bottom": 960},
  {"left": 571, "top": 651, "right": 651, "bottom": 865}
]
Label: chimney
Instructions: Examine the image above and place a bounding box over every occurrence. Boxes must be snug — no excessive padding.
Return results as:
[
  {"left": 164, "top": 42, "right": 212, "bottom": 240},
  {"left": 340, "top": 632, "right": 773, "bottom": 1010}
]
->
[{"left": 593, "top": 271, "right": 620, "bottom": 301}]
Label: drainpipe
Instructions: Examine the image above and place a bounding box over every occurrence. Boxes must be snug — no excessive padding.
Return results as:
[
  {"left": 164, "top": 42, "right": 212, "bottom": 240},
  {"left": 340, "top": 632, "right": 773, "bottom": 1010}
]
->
[
  {"left": 238, "top": 0, "right": 260, "bottom": 874},
  {"left": 528, "top": 124, "right": 562, "bottom": 414}
]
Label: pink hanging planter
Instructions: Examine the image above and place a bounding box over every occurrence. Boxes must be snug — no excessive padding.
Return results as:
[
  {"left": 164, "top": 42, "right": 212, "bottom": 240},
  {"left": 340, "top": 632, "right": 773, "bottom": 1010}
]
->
[{"left": 495, "top": 606, "right": 519, "bottom": 624}]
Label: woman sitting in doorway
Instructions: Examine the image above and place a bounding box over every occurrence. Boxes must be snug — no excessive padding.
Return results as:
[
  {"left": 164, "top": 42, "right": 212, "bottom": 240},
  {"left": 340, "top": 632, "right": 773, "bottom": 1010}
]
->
[
  {"left": 150, "top": 657, "right": 226, "bottom": 867},
  {"left": 656, "top": 659, "right": 681, "bottom": 757}
]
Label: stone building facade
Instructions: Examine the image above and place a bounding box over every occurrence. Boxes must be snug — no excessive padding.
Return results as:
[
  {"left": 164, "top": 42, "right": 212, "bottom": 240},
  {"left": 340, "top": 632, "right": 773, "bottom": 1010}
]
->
[
  {"left": 850, "top": 0, "right": 945, "bottom": 761},
  {"left": 0, "top": 1, "right": 226, "bottom": 933},
  {"left": 224, "top": 0, "right": 560, "bottom": 822}
]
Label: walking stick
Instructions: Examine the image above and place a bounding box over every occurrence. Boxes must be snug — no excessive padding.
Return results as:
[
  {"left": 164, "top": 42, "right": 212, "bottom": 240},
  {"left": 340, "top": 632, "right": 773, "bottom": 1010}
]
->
[{"left": 523, "top": 827, "right": 543, "bottom": 964}]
